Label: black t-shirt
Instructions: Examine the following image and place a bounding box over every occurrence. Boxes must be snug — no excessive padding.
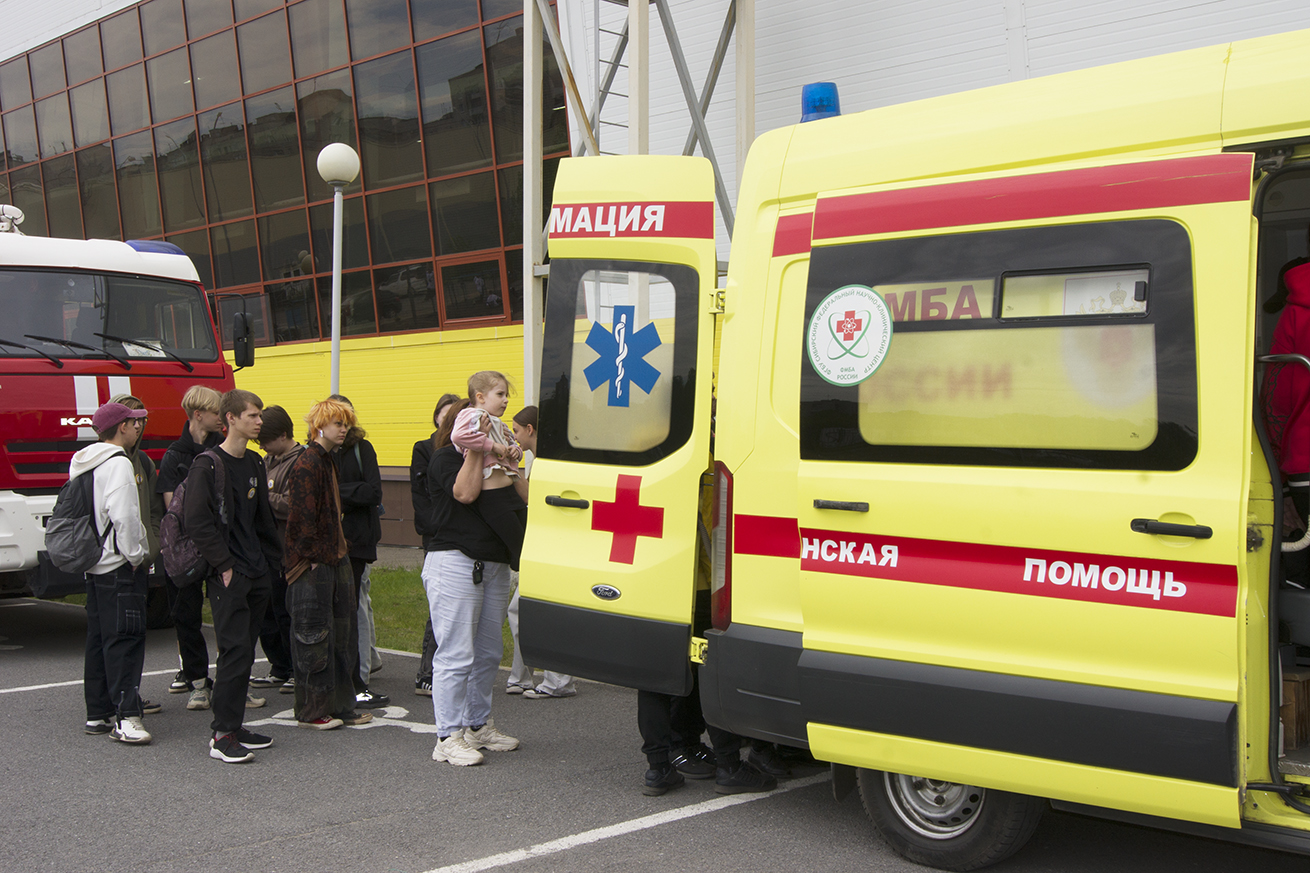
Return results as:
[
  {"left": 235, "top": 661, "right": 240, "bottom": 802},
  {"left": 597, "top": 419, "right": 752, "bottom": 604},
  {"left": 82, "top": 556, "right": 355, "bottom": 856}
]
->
[
  {"left": 427, "top": 446, "right": 512, "bottom": 565},
  {"left": 217, "top": 447, "right": 268, "bottom": 578}
]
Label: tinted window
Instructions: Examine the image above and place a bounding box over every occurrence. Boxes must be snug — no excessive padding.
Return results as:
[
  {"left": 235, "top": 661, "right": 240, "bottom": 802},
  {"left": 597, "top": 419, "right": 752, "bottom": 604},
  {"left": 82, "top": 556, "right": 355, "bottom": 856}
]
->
[
  {"left": 258, "top": 208, "right": 312, "bottom": 280},
  {"left": 440, "top": 258, "right": 502, "bottom": 321},
  {"left": 289, "top": 0, "right": 348, "bottom": 78},
  {"left": 345, "top": 0, "right": 410, "bottom": 60},
  {"left": 309, "top": 195, "right": 367, "bottom": 269},
  {"left": 167, "top": 227, "right": 215, "bottom": 289},
  {"left": 147, "top": 48, "right": 195, "bottom": 122},
  {"left": 366, "top": 184, "right": 430, "bottom": 263},
  {"left": 191, "top": 31, "right": 242, "bottom": 110},
  {"left": 186, "top": 0, "right": 234, "bottom": 38},
  {"left": 416, "top": 30, "right": 492, "bottom": 177},
  {"left": 77, "top": 145, "right": 120, "bottom": 239},
  {"left": 28, "top": 43, "right": 67, "bottom": 100},
  {"left": 154, "top": 118, "right": 205, "bottom": 231},
  {"left": 296, "top": 70, "right": 358, "bottom": 202},
  {"left": 107, "top": 65, "right": 150, "bottom": 135},
  {"left": 114, "top": 131, "right": 162, "bottom": 237},
  {"left": 430, "top": 172, "right": 499, "bottom": 254},
  {"left": 70, "top": 80, "right": 110, "bottom": 147},
  {"left": 199, "top": 105, "right": 254, "bottom": 221},
  {"left": 235, "top": 0, "right": 282, "bottom": 21},
  {"left": 63, "top": 28, "right": 105, "bottom": 86},
  {"left": 246, "top": 87, "right": 304, "bottom": 211},
  {"left": 35, "top": 95, "right": 73, "bottom": 158},
  {"left": 375, "top": 262, "right": 440, "bottom": 332},
  {"left": 140, "top": 0, "right": 187, "bottom": 56},
  {"left": 799, "top": 220, "right": 1198, "bottom": 470},
  {"left": 0, "top": 58, "right": 32, "bottom": 111},
  {"left": 43, "top": 153, "right": 83, "bottom": 238},
  {"left": 268, "top": 278, "right": 320, "bottom": 341},
  {"left": 100, "top": 11, "right": 144, "bottom": 72},
  {"left": 4, "top": 106, "right": 39, "bottom": 166},
  {"left": 317, "top": 270, "right": 376, "bottom": 335},
  {"left": 353, "top": 51, "right": 423, "bottom": 189},
  {"left": 238, "top": 12, "right": 293, "bottom": 94},
  {"left": 211, "top": 219, "right": 261, "bottom": 286},
  {"left": 411, "top": 0, "right": 479, "bottom": 42},
  {"left": 9, "top": 165, "right": 47, "bottom": 235}
]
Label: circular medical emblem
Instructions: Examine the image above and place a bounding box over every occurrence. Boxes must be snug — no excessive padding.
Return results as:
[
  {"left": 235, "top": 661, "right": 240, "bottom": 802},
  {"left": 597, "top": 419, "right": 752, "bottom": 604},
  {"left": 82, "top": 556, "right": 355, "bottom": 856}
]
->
[{"left": 806, "top": 285, "right": 894, "bottom": 386}]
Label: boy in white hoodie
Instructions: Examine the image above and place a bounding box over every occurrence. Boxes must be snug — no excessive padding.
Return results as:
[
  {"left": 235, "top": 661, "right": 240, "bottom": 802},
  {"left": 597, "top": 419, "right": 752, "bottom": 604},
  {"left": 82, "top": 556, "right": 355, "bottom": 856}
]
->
[{"left": 76, "top": 401, "right": 152, "bottom": 744}]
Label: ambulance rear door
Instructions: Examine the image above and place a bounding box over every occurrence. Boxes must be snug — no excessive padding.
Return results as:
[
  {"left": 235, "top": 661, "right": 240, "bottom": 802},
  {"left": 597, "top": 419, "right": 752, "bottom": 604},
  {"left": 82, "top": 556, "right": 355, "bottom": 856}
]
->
[
  {"left": 519, "top": 155, "right": 717, "bottom": 695},
  {"left": 793, "top": 152, "right": 1255, "bottom": 827}
]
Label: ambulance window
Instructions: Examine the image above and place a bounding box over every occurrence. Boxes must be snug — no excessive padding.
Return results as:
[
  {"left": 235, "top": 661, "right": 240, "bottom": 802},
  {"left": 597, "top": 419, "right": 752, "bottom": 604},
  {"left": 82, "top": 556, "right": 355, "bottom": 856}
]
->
[
  {"left": 800, "top": 220, "right": 1197, "bottom": 470},
  {"left": 538, "top": 258, "right": 699, "bottom": 466}
]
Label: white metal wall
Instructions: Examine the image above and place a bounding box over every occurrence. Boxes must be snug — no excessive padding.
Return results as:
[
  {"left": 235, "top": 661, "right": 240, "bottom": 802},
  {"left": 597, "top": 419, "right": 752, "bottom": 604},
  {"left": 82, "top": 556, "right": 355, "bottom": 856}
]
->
[{"left": 0, "top": 0, "right": 136, "bottom": 63}]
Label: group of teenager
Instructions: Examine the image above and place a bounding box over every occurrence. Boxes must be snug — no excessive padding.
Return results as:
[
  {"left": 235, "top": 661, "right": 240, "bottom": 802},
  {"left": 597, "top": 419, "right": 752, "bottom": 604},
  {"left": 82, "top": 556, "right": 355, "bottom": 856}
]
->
[{"left": 78, "top": 385, "right": 390, "bottom": 761}]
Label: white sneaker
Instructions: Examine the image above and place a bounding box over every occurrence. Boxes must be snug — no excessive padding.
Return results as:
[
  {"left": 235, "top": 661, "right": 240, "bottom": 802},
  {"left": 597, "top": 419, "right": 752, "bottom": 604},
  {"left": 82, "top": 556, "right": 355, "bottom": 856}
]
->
[
  {"left": 246, "top": 690, "right": 266, "bottom": 708},
  {"left": 111, "top": 716, "right": 152, "bottom": 744},
  {"left": 187, "top": 683, "right": 212, "bottom": 711},
  {"left": 432, "top": 733, "right": 484, "bottom": 766},
  {"left": 465, "top": 718, "right": 519, "bottom": 752}
]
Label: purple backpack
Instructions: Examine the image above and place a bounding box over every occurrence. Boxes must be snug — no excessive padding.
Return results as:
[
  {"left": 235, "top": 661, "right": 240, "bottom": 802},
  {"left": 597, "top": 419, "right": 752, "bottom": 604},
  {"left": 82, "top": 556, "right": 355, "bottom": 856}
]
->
[{"left": 159, "top": 450, "right": 226, "bottom": 585}]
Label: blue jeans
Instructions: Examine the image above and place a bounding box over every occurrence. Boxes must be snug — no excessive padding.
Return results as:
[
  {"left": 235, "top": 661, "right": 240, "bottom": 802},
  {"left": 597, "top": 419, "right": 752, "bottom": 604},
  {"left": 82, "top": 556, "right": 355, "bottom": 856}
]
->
[
  {"left": 84, "top": 563, "right": 147, "bottom": 720},
  {"left": 423, "top": 550, "right": 511, "bottom": 736}
]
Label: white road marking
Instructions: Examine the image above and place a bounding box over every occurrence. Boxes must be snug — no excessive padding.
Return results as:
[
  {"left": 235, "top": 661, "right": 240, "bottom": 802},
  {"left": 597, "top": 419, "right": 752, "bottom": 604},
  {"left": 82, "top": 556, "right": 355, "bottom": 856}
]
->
[
  {"left": 246, "top": 704, "right": 440, "bottom": 734},
  {"left": 423, "top": 772, "right": 832, "bottom": 873},
  {"left": 0, "top": 661, "right": 264, "bottom": 694}
]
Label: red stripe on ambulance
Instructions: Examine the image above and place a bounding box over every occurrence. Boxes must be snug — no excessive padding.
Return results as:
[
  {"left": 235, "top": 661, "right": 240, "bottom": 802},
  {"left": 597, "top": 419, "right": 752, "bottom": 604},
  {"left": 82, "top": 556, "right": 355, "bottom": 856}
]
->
[
  {"left": 799, "top": 529, "right": 1237, "bottom": 617},
  {"left": 771, "top": 212, "right": 814, "bottom": 257},
  {"left": 811, "top": 152, "right": 1254, "bottom": 240},
  {"left": 547, "top": 201, "right": 714, "bottom": 240}
]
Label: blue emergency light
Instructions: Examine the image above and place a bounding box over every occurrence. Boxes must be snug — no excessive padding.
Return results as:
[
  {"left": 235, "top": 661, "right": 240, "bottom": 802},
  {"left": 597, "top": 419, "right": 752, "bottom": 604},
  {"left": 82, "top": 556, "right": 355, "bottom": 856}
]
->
[{"left": 800, "top": 82, "right": 841, "bottom": 122}]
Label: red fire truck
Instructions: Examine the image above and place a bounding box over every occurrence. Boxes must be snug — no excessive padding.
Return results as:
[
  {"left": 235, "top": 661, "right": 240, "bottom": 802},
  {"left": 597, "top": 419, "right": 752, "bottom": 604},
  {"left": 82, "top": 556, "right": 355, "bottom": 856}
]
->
[{"left": 0, "top": 212, "right": 247, "bottom": 623}]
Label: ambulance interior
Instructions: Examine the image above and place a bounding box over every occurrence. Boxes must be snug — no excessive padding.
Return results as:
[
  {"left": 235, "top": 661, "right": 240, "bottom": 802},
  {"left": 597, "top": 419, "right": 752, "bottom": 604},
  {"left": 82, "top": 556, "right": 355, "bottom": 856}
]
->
[{"left": 1255, "top": 160, "right": 1310, "bottom": 777}]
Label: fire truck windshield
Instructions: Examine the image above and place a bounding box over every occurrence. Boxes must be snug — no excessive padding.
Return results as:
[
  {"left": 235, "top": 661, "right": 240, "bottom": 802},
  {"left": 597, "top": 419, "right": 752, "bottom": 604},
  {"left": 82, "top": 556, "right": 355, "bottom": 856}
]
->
[{"left": 0, "top": 268, "right": 218, "bottom": 364}]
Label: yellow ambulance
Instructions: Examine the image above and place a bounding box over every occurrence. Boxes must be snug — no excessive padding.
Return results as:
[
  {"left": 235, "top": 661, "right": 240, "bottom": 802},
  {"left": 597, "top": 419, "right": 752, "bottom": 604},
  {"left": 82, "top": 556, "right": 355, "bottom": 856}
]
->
[{"left": 520, "top": 27, "right": 1310, "bottom": 869}]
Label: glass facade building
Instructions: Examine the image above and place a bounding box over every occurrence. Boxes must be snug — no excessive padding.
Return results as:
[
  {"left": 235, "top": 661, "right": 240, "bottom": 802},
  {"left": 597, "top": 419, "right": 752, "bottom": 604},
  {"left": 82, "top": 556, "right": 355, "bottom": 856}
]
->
[{"left": 0, "top": 0, "right": 568, "bottom": 345}]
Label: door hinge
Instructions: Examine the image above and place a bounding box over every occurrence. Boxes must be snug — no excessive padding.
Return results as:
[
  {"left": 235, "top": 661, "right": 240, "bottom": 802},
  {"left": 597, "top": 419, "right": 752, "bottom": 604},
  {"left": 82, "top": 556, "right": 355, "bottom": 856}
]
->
[
  {"left": 709, "top": 289, "right": 725, "bottom": 314},
  {"left": 689, "top": 636, "right": 708, "bottom": 664}
]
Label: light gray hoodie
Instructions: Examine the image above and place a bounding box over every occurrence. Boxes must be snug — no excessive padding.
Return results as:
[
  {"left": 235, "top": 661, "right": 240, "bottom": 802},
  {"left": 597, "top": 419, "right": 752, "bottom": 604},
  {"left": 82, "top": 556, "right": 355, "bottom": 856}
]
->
[{"left": 68, "top": 443, "right": 150, "bottom": 575}]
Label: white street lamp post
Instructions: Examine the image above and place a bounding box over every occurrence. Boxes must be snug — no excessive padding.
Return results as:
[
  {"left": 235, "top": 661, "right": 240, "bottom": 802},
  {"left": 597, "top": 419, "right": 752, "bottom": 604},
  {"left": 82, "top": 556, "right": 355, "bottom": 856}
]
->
[{"left": 316, "top": 143, "right": 361, "bottom": 395}]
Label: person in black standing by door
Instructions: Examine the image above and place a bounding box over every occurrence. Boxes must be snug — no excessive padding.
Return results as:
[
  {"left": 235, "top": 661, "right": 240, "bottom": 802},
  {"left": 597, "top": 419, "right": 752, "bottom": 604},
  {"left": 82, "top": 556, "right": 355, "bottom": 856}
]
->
[
  {"left": 410, "top": 393, "right": 460, "bottom": 696},
  {"left": 183, "top": 389, "right": 282, "bottom": 763},
  {"left": 328, "top": 395, "right": 389, "bottom": 709},
  {"left": 249, "top": 406, "right": 303, "bottom": 693}
]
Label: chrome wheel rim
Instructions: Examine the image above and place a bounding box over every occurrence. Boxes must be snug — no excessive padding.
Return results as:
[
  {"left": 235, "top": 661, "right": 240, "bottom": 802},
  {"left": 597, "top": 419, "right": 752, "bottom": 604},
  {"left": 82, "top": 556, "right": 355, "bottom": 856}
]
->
[{"left": 884, "top": 772, "right": 985, "bottom": 840}]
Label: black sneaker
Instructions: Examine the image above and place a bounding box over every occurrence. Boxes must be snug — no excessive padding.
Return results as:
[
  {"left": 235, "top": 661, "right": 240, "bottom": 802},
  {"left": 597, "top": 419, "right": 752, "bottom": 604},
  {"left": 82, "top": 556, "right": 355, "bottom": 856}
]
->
[
  {"left": 355, "top": 689, "right": 390, "bottom": 709},
  {"left": 141, "top": 698, "right": 162, "bottom": 715},
  {"left": 249, "top": 674, "right": 289, "bottom": 689},
  {"left": 230, "top": 728, "right": 273, "bottom": 750},
  {"left": 643, "top": 763, "right": 686, "bottom": 796},
  {"left": 168, "top": 671, "right": 192, "bottom": 693},
  {"left": 714, "top": 761, "right": 777, "bottom": 795},
  {"left": 209, "top": 733, "right": 255, "bottom": 763},
  {"left": 671, "top": 744, "right": 716, "bottom": 779},
  {"left": 415, "top": 678, "right": 433, "bottom": 697},
  {"left": 84, "top": 718, "right": 113, "bottom": 735},
  {"left": 746, "top": 743, "right": 792, "bottom": 779},
  {"left": 279, "top": 676, "right": 296, "bottom": 694}
]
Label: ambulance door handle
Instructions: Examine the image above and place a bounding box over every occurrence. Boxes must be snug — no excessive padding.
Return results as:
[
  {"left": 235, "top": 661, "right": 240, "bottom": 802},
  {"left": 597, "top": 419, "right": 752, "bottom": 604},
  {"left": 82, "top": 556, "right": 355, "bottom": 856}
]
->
[
  {"left": 1130, "top": 518, "right": 1212, "bottom": 539},
  {"left": 814, "top": 499, "right": 869, "bottom": 513},
  {"left": 545, "top": 495, "right": 590, "bottom": 510}
]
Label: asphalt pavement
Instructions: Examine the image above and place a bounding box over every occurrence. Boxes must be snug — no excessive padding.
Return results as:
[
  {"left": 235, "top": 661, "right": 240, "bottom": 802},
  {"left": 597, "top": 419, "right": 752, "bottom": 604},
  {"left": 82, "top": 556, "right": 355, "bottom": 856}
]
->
[{"left": 0, "top": 597, "right": 1297, "bottom": 873}]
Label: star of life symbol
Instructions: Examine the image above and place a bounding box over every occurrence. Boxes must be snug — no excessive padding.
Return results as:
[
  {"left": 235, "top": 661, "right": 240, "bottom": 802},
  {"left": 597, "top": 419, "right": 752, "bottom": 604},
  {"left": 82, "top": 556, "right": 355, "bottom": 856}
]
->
[
  {"left": 583, "top": 305, "right": 662, "bottom": 407},
  {"left": 806, "top": 285, "right": 893, "bottom": 386}
]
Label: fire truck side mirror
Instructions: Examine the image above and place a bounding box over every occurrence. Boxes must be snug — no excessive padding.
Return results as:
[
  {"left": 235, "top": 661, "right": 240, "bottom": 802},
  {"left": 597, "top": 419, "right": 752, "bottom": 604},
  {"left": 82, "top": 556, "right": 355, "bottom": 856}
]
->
[{"left": 232, "top": 312, "right": 254, "bottom": 369}]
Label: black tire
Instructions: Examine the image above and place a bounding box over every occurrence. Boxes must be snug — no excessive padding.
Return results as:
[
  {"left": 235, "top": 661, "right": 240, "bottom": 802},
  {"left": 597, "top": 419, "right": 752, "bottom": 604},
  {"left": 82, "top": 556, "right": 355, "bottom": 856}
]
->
[
  {"left": 145, "top": 585, "right": 174, "bottom": 630},
  {"left": 857, "top": 769, "right": 1044, "bottom": 871}
]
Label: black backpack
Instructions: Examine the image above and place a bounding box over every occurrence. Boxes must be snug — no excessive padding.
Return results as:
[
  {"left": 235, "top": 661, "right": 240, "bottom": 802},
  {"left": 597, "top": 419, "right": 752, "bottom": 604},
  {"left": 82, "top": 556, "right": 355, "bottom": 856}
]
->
[
  {"left": 44, "top": 450, "right": 125, "bottom": 575},
  {"left": 159, "top": 450, "right": 226, "bottom": 586}
]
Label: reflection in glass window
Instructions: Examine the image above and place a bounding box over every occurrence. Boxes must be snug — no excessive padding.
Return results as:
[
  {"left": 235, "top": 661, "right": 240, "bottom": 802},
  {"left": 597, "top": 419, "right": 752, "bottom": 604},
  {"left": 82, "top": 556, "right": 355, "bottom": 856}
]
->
[
  {"left": 28, "top": 43, "right": 67, "bottom": 100},
  {"left": 505, "top": 248, "right": 523, "bottom": 322},
  {"left": 441, "top": 259, "right": 503, "bottom": 321},
  {"left": 246, "top": 88, "right": 304, "bottom": 211},
  {"left": 354, "top": 51, "right": 423, "bottom": 189},
  {"left": 498, "top": 157, "right": 559, "bottom": 247},
  {"left": 1001, "top": 269, "right": 1150, "bottom": 318},
  {"left": 211, "top": 219, "right": 261, "bottom": 287},
  {"left": 148, "top": 49, "right": 195, "bottom": 122},
  {"left": 289, "top": 0, "right": 349, "bottom": 79},
  {"left": 199, "top": 106, "right": 253, "bottom": 222},
  {"left": 77, "top": 145, "right": 120, "bottom": 239},
  {"left": 44, "top": 154, "right": 83, "bottom": 239},
  {"left": 0, "top": 58, "right": 32, "bottom": 112},
  {"left": 317, "top": 271, "right": 376, "bottom": 335},
  {"left": 9, "top": 166, "right": 48, "bottom": 235},
  {"left": 411, "top": 0, "right": 479, "bottom": 42},
  {"left": 235, "top": 0, "right": 282, "bottom": 21},
  {"left": 107, "top": 65, "right": 150, "bottom": 135},
  {"left": 185, "top": 0, "right": 234, "bottom": 39},
  {"left": 191, "top": 32, "right": 242, "bottom": 111},
  {"left": 238, "top": 12, "right": 294, "bottom": 95},
  {"left": 484, "top": 15, "right": 568, "bottom": 164},
  {"left": 430, "top": 173, "right": 499, "bottom": 255},
  {"left": 481, "top": 0, "right": 521, "bottom": 19},
  {"left": 346, "top": 0, "right": 410, "bottom": 60},
  {"left": 140, "top": 0, "right": 187, "bottom": 57},
  {"left": 416, "top": 30, "right": 492, "bottom": 177},
  {"left": 297, "top": 70, "right": 358, "bottom": 202},
  {"left": 36, "top": 95, "right": 74, "bottom": 159},
  {"left": 259, "top": 209, "right": 313, "bottom": 281},
  {"left": 114, "top": 131, "right": 162, "bottom": 238},
  {"left": 309, "top": 196, "right": 367, "bottom": 270},
  {"left": 100, "top": 11, "right": 144, "bottom": 72},
  {"left": 64, "top": 28, "right": 105, "bottom": 87},
  {"left": 375, "top": 262, "right": 440, "bottom": 333},
  {"left": 167, "top": 227, "right": 214, "bottom": 289},
  {"left": 3, "top": 107, "right": 38, "bottom": 165},
  {"left": 154, "top": 117, "right": 205, "bottom": 231},
  {"left": 268, "top": 279, "right": 320, "bottom": 341},
  {"left": 217, "top": 292, "right": 272, "bottom": 347},
  {"left": 70, "top": 80, "right": 110, "bottom": 147},
  {"left": 366, "top": 185, "right": 430, "bottom": 264}
]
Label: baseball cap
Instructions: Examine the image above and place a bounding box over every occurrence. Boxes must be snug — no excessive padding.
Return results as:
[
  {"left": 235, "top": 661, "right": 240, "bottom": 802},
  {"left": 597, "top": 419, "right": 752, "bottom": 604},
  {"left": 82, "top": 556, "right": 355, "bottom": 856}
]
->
[{"left": 92, "top": 402, "right": 148, "bottom": 432}]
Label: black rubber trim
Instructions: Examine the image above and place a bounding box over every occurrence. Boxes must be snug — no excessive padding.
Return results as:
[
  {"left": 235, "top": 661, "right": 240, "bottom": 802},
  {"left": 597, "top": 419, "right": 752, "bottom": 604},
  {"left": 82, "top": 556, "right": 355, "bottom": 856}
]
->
[
  {"left": 700, "top": 624, "right": 808, "bottom": 747},
  {"left": 1052, "top": 800, "right": 1310, "bottom": 856},
  {"left": 519, "top": 597, "right": 692, "bottom": 696},
  {"left": 799, "top": 650, "right": 1237, "bottom": 786}
]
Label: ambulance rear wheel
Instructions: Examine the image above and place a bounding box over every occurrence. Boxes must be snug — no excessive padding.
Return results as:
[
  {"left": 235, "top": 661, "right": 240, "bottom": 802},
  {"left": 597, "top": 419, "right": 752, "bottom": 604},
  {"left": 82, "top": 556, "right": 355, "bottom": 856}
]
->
[{"left": 857, "top": 769, "right": 1044, "bottom": 871}]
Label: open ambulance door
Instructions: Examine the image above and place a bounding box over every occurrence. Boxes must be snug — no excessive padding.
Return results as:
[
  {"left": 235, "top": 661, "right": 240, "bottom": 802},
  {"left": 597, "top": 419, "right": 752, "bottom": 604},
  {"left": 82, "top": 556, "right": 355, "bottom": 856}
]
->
[{"left": 518, "top": 155, "right": 717, "bottom": 695}]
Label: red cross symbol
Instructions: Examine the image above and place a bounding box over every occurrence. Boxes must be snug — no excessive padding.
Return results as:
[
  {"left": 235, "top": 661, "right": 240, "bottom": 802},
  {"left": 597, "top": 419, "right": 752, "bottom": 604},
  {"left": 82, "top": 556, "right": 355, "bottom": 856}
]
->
[
  {"left": 591, "top": 474, "right": 664, "bottom": 564},
  {"left": 838, "top": 310, "right": 863, "bottom": 342}
]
